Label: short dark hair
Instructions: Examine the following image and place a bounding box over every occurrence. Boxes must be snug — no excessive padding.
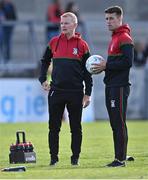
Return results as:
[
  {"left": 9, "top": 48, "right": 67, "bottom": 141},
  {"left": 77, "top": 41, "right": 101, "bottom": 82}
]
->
[{"left": 104, "top": 6, "right": 123, "bottom": 16}]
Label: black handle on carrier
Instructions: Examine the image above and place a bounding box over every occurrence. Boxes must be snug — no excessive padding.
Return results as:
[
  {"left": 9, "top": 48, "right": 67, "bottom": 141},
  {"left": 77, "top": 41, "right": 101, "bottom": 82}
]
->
[{"left": 16, "top": 131, "right": 26, "bottom": 144}]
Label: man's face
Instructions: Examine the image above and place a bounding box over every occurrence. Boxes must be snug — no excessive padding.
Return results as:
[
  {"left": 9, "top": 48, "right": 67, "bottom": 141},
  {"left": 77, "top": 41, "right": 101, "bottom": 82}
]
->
[
  {"left": 105, "top": 13, "right": 122, "bottom": 31},
  {"left": 60, "top": 16, "right": 77, "bottom": 35}
]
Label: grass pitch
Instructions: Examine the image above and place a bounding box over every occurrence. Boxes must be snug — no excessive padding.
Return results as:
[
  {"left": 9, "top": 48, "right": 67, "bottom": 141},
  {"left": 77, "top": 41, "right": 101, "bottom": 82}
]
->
[{"left": 0, "top": 121, "right": 148, "bottom": 179}]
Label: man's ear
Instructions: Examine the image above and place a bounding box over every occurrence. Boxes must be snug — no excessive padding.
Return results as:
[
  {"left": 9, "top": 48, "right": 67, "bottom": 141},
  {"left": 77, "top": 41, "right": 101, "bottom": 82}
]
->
[
  {"left": 118, "top": 15, "right": 123, "bottom": 23},
  {"left": 74, "top": 23, "right": 78, "bottom": 29}
]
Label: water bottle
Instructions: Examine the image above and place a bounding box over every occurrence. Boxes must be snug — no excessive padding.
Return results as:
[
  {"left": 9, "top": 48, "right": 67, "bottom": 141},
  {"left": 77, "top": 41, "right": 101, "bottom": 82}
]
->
[
  {"left": 28, "top": 142, "right": 34, "bottom": 152},
  {"left": 10, "top": 144, "right": 16, "bottom": 153}
]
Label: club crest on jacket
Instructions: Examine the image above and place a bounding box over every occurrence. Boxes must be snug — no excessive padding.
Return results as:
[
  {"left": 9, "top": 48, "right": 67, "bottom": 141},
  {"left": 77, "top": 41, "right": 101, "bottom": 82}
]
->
[{"left": 73, "top": 48, "right": 78, "bottom": 55}]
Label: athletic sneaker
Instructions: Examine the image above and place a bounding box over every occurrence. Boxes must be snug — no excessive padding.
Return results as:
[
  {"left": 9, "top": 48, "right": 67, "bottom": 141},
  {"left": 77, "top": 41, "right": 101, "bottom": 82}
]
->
[
  {"left": 49, "top": 159, "right": 58, "bottom": 166},
  {"left": 106, "top": 159, "right": 125, "bottom": 167},
  {"left": 71, "top": 158, "right": 79, "bottom": 166},
  {"left": 126, "top": 156, "right": 135, "bottom": 161}
]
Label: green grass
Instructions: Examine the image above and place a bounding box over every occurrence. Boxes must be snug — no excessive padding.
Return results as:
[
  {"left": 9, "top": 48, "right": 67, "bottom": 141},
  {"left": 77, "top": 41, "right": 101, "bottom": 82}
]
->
[{"left": 0, "top": 121, "right": 148, "bottom": 179}]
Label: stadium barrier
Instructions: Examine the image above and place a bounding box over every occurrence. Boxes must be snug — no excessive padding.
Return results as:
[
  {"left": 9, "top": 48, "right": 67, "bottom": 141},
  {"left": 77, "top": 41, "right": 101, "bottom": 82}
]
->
[
  {"left": 0, "top": 78, "right": 95, "bottom": 123},
  {"left": 93, "top": 66, "right": 148, "bottom": 120},
  {"left": 0, "top": 21, "right": 148, "bottom": 121}
]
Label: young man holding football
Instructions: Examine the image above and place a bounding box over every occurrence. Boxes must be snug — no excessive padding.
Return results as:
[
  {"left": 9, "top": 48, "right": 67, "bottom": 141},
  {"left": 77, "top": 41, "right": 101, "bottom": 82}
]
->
[
  {"left": 39, "top": 12, "right": 92, "bottom": 166},
  {"left": 93, "top": 6, "right": 134, "bottom": 167}
]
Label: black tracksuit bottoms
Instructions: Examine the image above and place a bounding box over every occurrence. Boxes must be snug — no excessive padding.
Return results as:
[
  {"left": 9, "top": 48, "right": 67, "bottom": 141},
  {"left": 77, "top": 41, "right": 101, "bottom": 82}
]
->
[
  {"left": 105, "top": 86, "right": 130, "bottom": 161},
  {"left": 48, "top": 89, "right": 84, "bottom": 160}
]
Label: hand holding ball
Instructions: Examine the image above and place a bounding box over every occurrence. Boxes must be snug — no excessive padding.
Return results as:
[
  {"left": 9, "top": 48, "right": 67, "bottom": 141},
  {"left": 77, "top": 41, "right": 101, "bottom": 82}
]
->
[{"left": 86, "top": 55, "right": 105, "bottom": 74}]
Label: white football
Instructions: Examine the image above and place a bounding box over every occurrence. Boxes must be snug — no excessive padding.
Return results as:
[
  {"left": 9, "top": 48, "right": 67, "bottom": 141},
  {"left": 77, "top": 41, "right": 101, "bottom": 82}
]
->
[{"left": 86, "top": 55, "right": 104, "bottom": 74}]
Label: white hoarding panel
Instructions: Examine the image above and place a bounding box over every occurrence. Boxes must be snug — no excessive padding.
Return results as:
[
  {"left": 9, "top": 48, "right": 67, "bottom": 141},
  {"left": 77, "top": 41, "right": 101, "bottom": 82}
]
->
[{"left": 0, "top": 79, "right": 94, "bottom": 122}]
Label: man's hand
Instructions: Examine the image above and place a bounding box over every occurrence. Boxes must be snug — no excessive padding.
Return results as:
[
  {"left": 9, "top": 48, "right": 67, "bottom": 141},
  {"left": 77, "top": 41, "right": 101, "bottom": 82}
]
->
[
  {"left": 92, "top": 60, "right": 106, "bottom": 74},
  {"left": 83, "top": 95, "right": 91, "bottom": 108},
  {"left": 42, "top": 80, "right": 50, "bottom": 91}
]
